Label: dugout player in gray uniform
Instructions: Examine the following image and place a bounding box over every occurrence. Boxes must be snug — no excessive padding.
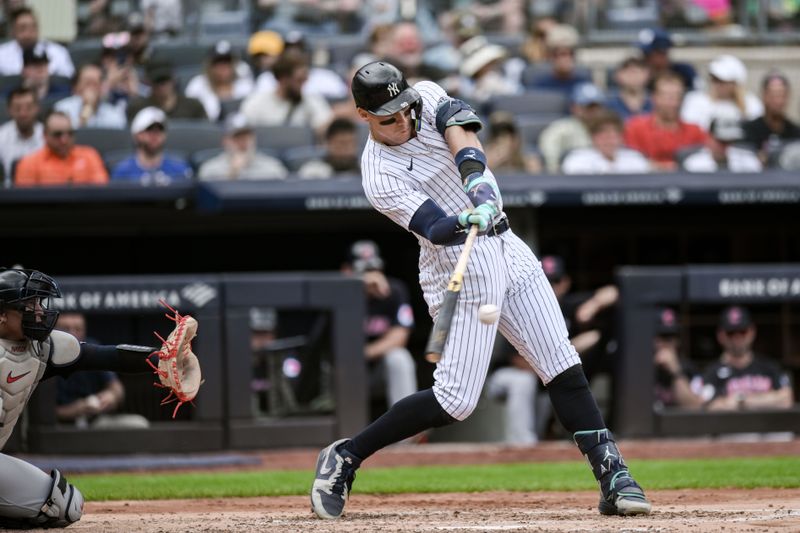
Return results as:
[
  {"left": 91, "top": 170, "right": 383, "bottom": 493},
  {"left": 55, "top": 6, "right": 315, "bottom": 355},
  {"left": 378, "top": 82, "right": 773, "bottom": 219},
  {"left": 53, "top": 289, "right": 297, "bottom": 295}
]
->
[
  {"left": 0, "top": 268, "right": 161, "bottom": 529},
  {"left": 310, "top": 61, "right": 651, "bottom": 519}
]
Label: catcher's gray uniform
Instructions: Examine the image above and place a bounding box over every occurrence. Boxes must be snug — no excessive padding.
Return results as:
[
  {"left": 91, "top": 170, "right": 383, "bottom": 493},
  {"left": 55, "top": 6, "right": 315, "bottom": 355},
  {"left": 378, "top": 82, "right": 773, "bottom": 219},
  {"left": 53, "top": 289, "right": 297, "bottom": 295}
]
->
[
  {"left": 0, "top": 268, "right": 162, "bottom": 529},
  {"left": 0, "top": 332, "right": 85, "bottom": 528}
]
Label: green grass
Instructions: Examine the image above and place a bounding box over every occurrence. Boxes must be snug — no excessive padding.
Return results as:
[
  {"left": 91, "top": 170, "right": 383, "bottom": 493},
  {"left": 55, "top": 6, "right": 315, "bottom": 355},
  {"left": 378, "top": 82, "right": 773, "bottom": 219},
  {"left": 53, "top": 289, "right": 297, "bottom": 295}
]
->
[{"left": 73, "top": 456, "right": 800, "bottom": 501}]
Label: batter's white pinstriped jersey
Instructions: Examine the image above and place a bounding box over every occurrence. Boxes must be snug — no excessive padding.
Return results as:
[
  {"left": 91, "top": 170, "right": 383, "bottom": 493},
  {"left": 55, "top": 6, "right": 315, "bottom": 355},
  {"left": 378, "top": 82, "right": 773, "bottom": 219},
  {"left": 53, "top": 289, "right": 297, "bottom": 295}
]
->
[{"left": 361, "top": 81, "right": 581, "bottom": 420}]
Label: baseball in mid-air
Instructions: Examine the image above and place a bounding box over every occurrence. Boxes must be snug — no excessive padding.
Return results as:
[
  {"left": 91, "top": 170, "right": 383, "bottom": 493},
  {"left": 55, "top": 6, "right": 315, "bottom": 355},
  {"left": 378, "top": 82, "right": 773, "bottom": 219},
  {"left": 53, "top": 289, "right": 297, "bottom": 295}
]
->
[{"left": 478, "top": 304, "right": 500, "bottom": 324}]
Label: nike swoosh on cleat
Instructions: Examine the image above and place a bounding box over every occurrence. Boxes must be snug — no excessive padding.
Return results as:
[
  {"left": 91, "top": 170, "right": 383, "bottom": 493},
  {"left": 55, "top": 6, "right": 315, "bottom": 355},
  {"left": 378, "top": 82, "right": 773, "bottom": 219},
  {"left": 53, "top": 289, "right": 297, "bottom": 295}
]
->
[{"left": 7, "top": 371, "right": 31, "bottom": 383}]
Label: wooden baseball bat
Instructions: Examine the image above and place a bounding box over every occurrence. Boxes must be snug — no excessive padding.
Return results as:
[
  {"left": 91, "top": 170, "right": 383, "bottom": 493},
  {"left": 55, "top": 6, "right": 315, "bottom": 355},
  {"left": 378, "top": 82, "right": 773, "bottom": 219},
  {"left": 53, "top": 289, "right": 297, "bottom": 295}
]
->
[{"left": 424, "top": 225, "right": 480, "bottom": 363}]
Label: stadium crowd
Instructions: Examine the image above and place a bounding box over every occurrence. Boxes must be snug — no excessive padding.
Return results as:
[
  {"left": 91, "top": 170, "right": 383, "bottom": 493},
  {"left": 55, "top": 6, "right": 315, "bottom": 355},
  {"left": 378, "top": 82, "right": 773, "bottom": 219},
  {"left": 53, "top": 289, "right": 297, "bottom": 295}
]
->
[{"left": 0, "top": 1, "right": 798, "bottom": 188}]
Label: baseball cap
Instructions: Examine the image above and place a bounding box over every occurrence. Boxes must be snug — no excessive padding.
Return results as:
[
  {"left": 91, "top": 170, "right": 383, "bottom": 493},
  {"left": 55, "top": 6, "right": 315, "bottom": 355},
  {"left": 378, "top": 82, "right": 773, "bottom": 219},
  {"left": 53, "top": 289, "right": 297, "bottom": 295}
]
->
[
  {"left": 131, "top": 106, "right": 167, "bottom": 135},
  {"left": 718, "top": 305, "right": 753, "bottom": 332},
  {"left": 284, "top": 30, "right": 306, "bottom": 49},
  {"left": 209, "top": 40, "right": 235, "bottom": 62},
  {"left": 248, "top": 30, "right": 284, "bottom": 57},
  {"left": 249, "top": 307, "right": 277, "bottom": 332},
  {"left": 708, "top": 54, "right": 747, "bottom": 84},
  {"left": 146, "top": 62, "right": 173, "bottom": 83},
  {"left": 655, "top": 307, "right": 679, "bottom": 336},
  {"left": 636, "top": 28, "right": 673, "bottom": 54},
  {"left": 224, "top": 112, "right": 252, "bottom": 135},
  {"left": 22, "top": 43, "right": 48, "bottom": 66},
  {"left": 571, "top": 82, "right": 605, "bottom": 106},
  {"left": 709, "top": 117, "right": 745, "bottom": 143},
  {"left": 127, "top": 12, "right": 146, "bottom": 33},
  {"left": 540, "top": 255, "right": 565, "bottom": 283},
  {"left": 348, "top": 240, "right": 384, "bottom": 273},
  {"left": 459, "top": 36, "right": 507, "bottom": 78},
  {"left": 545, "top": 24, "right": 579, "bottom": 49}
]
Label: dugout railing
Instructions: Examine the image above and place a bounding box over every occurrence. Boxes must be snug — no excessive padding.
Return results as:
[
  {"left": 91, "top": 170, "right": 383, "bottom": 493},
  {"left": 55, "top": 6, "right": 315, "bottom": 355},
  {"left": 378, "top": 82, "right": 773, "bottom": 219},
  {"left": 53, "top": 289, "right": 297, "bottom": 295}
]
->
[
  {"left": 10, "top": 273, "right": 365, "bottom": 454},
  {"left": 615, "top": 264, "right": 800, "bottom": 438}
]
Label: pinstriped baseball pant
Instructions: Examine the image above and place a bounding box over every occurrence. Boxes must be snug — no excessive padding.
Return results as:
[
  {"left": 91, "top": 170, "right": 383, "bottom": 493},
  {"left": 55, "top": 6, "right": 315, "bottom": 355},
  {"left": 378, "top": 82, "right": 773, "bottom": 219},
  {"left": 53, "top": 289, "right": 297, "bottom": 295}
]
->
[{"left": 420, "top": 230, "right": 580, "bottom": 421}]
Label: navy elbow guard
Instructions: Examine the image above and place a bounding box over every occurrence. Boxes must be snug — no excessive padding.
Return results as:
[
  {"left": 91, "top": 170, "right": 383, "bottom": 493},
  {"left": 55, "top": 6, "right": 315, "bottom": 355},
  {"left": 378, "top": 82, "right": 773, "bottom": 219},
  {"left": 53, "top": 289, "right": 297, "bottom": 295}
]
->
[{"left": 435, "top": 97, "right": 483, "bottom": 136}]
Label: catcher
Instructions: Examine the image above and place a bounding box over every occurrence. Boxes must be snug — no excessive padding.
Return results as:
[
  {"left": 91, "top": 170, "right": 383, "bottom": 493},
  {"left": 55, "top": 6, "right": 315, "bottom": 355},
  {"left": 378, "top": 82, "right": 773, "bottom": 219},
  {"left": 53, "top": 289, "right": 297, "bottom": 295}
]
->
[{"left": 0, "top": 267, "right": 202, "bottom": 529}]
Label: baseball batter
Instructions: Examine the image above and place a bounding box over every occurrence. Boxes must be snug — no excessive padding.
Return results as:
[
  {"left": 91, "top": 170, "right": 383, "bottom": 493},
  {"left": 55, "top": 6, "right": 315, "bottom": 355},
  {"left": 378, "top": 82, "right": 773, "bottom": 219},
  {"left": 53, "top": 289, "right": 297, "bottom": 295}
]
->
[
  {"left": 0, "top": 268, "right": 194, "bottom": 529},
  {"left": 311, "top": 61, "right": 651, "bottom": 520}
]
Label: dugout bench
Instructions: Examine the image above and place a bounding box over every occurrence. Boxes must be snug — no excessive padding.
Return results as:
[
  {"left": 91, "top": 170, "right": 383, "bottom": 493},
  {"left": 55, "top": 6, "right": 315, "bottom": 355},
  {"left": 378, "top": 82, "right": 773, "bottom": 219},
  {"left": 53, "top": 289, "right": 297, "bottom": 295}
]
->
[
  {"left": 616, "top": 264, "right": 800, "bottom": 438},
  {"left": 11, "top": 273, "right": 366, "bottom": 454}
]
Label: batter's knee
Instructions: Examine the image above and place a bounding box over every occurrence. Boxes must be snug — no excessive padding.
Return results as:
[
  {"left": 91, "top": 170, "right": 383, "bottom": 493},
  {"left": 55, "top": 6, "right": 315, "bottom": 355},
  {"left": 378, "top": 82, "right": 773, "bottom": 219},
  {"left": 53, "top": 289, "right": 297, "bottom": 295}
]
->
[{"left": 433, "top": 385, "right": 480, "bottom": 421}]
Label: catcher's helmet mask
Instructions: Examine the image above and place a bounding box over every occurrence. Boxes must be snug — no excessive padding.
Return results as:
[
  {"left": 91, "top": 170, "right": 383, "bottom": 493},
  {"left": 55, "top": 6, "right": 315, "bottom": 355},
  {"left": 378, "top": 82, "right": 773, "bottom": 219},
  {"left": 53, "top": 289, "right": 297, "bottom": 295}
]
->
[
  {"left": 352, "top": 61, "right": 422, "bottom": 130},
  {"left": 0, "top": 268, "right": 61, "bottom": 341}
]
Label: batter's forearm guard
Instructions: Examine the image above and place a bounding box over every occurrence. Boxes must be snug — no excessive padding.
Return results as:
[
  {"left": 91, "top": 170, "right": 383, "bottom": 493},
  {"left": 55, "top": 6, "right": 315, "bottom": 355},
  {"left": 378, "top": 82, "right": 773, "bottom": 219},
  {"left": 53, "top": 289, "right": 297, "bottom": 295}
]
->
[{"left": 435, "top": 97, "right": 483, "bottom": 136}]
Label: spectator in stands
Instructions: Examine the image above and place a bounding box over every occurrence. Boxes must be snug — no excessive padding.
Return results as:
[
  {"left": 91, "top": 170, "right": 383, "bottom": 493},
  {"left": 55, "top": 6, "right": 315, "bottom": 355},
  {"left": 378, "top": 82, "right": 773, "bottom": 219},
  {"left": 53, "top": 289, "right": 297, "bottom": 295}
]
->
[
  {"left": 341, "top": 240, "right": 417, "bottom": 418},
  {"left": 636, "top": 27, "right": 698, "bottom": 91},
  {"left": 525, "top": 23, "right": 591, "bottom": 96},
  {"left": 185, "top": 40, "right": 255, "bottom": 123},
  {"left": 699, "top": 306, "right": 793, "bottom": 411},
  {"left": 142, "top": 0, "right": 182, "bottom": 37},
  {"left": 198, "top": 112, "right": 287, "bottom": 181},
  {"left": 18, "top": 43, "right": 71, "bottom": 105},
  {"left": 14, "top": 110, "right": 108, "bottom": 186},
  {"left": 76, "top": 0, "right": 123, "bottom": 37},
  {"left": 485, "top": 340, "right": 541, "bottom": 445},
  {"left": 127, "top": 63, "right": 207, "bottom": 122},
  {"left": 248, "top": 30, "right": 284, "bottom": 78},
  {"left": 0, "top": 7, "right": 75, "bottom": 77},
  {"left": 624, "top": 72, "right": 708, "bottom": 171},
  {"left": 111, "top": 106, "right": 192, "bottom": 185},
  {"left": 384, "top": 21, "right": 425, "bottom": 81},
  {"left": 0, "top": 87, "right": 42, "bottom": 185},
  {"left": 254, "top": 30, "right": 348, "bottom": 101},
  {"left": 55, "top": 312, "right": 149, "bottom": 429},
  {"left": 562, "top": 109, "right": 650, "bottom": 175},
  {"left": 744, "top": 71, "right": 800, "bottom": 166},
  {"left": 539, "top": 82, "right": 605, "bottom": 173},
  {"left": 54, "top": 63, "right": 127, "bottom": 129},
  {"left": 99, "top": 31, "right": 144, "bottom": 106},
  {"left": 126, "top": 12, "right": 153, "bottom": 67},
  {"left": 652, "top": 307, "right": 704, "bottom": 410},
  {"left": 681, "top": 54, "right": 763, "bottom": 132},
  {"left": 457, "top": 36, "right": 519, "bottom": 104},
  {"left": 606, "top": 57, "right": 653, "bottom": 122},
  {"left": 483, "top": 111, "right": 542, "bottom": 174},
  {"left": 241, "top": 49, "right": 333, "bottom": 139},
  {"left": 519, "top": 16, "right": 558, "bottom": 64},
  {"left": 298, "top": 117, "right": 361, "bottom": 179},
  {"left": 681, "top": 117, "right": 762, "bottom": 173},
  {"left": 331, "top": 52, "right": 379, "bottom": 123}
]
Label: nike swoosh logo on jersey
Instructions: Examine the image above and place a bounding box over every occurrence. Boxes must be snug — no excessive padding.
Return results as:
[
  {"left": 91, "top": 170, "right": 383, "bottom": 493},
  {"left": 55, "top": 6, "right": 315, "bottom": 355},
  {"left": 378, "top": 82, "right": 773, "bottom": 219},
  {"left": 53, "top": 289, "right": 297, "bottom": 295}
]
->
[
  {"left": 407, "top": 158, "right": 413, "bottom": 171},
  {"left": 7, "top": 371, "right": 31, "bottom": 383}
]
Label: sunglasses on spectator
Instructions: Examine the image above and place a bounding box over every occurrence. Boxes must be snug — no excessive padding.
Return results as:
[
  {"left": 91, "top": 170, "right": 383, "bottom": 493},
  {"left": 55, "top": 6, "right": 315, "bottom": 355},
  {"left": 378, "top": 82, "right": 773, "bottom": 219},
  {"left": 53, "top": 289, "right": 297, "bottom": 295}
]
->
[
  {"left": 723, "top": 328, "right": 748, "bottom": 337},
  {"left": 48, "top": 129, "right": 75, "bottom": 138},
  {"left": 144, "top": 124, "right": 166, "bottom": 133}
]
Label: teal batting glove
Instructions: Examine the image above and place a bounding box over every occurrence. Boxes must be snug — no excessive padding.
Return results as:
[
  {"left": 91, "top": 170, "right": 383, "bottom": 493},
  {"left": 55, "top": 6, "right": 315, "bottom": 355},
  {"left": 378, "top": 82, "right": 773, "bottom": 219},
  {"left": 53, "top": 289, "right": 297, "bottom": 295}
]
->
[{"left": 458, "top": 204, "right": 494, "bottom": 232}]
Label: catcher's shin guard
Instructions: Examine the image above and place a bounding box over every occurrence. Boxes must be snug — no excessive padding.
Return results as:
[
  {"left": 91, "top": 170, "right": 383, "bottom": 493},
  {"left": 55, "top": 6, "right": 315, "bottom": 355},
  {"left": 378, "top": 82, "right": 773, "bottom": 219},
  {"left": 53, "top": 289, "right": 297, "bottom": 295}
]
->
[
  {"left": 33, "top": 469, "right": 84, "bottom": 528},
  {"left": 574, "top": 429, "right": 651, "bottom": 516}
]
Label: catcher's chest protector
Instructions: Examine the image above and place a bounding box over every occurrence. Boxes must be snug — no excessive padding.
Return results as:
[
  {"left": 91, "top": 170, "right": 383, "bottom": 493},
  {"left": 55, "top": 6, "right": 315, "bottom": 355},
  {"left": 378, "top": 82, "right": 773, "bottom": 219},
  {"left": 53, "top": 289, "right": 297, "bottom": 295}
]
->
[{"left": 0, "top": 337, "right": 49, "bottom": 450}]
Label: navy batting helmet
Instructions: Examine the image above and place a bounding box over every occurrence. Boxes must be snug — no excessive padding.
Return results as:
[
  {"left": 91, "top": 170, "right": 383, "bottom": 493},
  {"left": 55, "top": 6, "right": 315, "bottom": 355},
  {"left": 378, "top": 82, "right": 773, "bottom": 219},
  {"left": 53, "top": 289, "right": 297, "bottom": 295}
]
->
[
  {"left": 0, "top": 268, "right": 61, "bottom": 341},
  {"left": 352, "top": 61, "right": 421, "bottom": 117}
]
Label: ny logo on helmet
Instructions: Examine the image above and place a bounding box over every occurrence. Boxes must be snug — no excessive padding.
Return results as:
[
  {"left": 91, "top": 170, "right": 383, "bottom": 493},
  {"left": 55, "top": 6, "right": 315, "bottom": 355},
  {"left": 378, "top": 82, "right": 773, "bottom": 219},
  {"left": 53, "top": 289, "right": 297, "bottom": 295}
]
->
[{"left": 387, "top": 82, "right": 400, "bottom": 97}]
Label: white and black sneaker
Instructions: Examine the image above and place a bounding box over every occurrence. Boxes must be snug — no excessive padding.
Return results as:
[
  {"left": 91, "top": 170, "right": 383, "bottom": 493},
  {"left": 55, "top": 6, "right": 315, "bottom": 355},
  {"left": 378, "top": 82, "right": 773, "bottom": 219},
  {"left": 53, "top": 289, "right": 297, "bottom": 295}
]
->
[{"left": 310, "top": 438, "right": 362, "bottom": 519}]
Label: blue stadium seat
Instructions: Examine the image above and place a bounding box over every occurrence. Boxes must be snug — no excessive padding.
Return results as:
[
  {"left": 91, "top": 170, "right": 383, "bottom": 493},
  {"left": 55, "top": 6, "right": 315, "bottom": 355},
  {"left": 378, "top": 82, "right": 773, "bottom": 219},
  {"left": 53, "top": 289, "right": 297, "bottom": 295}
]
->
[
  {"left": 485, "top": 90, "right": 569, "bottom": 117},
  {"left": 166, "top": 121, "right": 225, "bottom": 153},
  {"left": 74, "top": 128, "right": 132, "bottom": 155},
  {"left": 282, "top": 145, "right": 326, "bottom": 172},
  {"left": 254, "top": 125, "right": 315, "bottom": 152}
]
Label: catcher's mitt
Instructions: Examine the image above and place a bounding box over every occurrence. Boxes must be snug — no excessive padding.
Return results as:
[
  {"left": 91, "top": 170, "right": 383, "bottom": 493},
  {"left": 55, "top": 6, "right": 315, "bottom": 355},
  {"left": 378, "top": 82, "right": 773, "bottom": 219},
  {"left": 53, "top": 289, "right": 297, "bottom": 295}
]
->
[{"left": 148, "top": 300, "right": 203, "bottom": 418}]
